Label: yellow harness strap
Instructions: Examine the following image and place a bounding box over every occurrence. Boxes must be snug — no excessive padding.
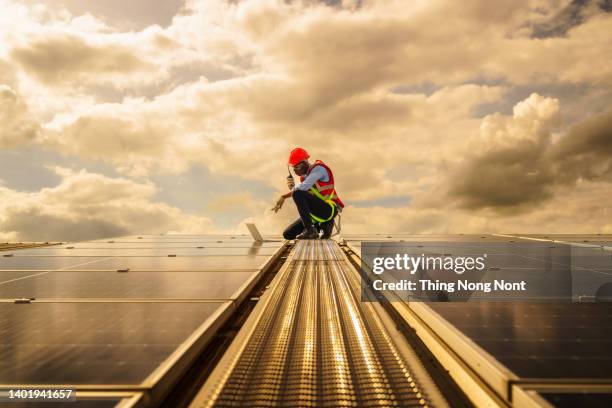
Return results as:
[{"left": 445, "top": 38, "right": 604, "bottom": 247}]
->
[{"left": 309, "top": 186, "right": 336, "bottom": 223}]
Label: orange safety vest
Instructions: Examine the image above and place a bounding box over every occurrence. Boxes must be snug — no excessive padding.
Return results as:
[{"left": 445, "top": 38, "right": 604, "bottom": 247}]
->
[{"left": 300, "top": 160, "right": 345, "bottom": 209}]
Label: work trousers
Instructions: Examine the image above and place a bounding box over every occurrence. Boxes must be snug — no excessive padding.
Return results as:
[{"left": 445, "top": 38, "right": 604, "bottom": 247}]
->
[{"left": 283, "top": 189, "right": 335, "bottom": 240}]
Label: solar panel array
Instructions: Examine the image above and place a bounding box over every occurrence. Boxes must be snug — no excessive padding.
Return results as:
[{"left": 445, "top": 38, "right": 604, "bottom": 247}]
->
[
  {"left": 0, "top": 234, "right": 285, "bottom": 407},
  {"left": 345, "top": 233, "right": 612, "bottom": 406},
  {"left": 540, "top": 392, "right": 612, "bottom": 407}
]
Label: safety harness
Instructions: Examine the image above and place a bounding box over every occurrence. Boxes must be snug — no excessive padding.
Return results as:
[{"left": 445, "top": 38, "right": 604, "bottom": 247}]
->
[
  {"left": 301, "top": 160, "right": 344, "bottom": 225},
  {"left": 308, "top": 185, "right": 337, "bottom": 223}
]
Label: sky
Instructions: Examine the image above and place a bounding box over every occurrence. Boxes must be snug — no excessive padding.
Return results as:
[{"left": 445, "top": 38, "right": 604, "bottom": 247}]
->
[{"left": 0, "top": 0, "right": 611, "bottom": 241}]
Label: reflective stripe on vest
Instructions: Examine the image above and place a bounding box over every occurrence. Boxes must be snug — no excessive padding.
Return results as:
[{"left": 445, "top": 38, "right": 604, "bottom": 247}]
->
[
  {"left": 314, "top": 181, "right": 335, "bottom": 199},
  {"left": 302, "top": 160, "right": 343, "bottom": 208}
]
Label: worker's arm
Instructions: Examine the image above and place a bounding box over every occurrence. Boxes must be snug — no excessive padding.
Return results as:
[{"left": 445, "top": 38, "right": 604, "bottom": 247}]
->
[
  {"left": 271, "top": 166, "right": 329, "bottom": 212},
  {"left": 293, "top": 166, "right": 329, "bottom": 192}
]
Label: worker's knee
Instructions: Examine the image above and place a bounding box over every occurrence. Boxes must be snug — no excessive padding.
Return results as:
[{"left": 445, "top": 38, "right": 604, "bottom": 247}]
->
[{"left": 283, "top": 230, "right": 295, "bottom": 240}]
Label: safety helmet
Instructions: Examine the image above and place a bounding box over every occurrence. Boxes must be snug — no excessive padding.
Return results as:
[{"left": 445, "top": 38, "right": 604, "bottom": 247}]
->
[{"left": 288, "top": 147, "right": 310, "bottom": 166}]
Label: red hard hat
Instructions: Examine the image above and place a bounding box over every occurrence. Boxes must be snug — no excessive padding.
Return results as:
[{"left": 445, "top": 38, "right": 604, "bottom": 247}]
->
[{"left": 288, "top": 147, "right": 309, "bottom": 166}]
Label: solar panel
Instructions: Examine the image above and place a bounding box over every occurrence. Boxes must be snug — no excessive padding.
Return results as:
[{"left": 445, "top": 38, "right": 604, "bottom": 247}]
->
[
  {"left": 0, "top": 270, "right": 258, "bottom": 300},
  {"left": 426, "top": 302, "right": 612, "bottom": 379},
  {"left": 345, "top": 234, "right": 515, "bottom": 242},
  {"left": 8, "top": 246, "right": 281, "bottom": 257},
  {"left": 0, "top": 302, "right": 230, "bottom": 385},
  {"left": 0, "top": 271, "right": 44, "bottom": 284},
  {"left": 523, "top": 233, "right": 612, "bottom": 242},
  {"left": 42, "top": 241, "right": 283, "bottom": 249},
  {"left": 0, "top": 234, "right": 286, "bottom": 407},
  {"left": 350, "top": 235, "right": 612, "bottom": 386},
  {"left": 540, "top": 392, "right": 612, "bottom": 407},
  {"left": 83, "top": 236, "right": 257, "bottom": 243},
  {"left": 0, "top": 255, "right": 270, "bottom": 271},
  {"left": 0, "top": 257, "right": 110, "bottom": 270},
  {"left": 57, "top": 256, "right": 270, "bottom": 271}
]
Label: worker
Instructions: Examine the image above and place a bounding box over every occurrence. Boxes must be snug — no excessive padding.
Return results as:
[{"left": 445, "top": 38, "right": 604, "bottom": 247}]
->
[{"left": 271, "top": 147, "right": 345, "bottom": 240}]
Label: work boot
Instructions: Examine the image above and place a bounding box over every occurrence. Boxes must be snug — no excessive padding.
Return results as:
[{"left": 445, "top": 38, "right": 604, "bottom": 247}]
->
[
  {"left": 296, "top": 226, "right": 319, "bottom": 240},
  {"left": 320, "top": 220, "right": 334, "bottom": 239}
]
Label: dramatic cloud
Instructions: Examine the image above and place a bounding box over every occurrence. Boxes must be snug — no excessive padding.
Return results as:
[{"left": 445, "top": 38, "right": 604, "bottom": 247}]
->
[
  {"left": 448, "top": 94, "right": 612, "bottom": 211},
  {"left": 0, "top": 168, "right": 215, "bottom": 241},
  {"left": 0, "top": 84, "right": 39, "bottom": 147},
  {"left": 11, "top": 33, "right": 151, "bottom": 85},
  {"left": 18, "top": 0, "right": 186, "bottom": 30},
  {"left": 0, "top": 0, "right": 611, "bottom": 239},
  {"left": 550, "top": 108, "right": 612, "bottom": 182},
  {"left": 530, "top": 0, "right": 612, "bottom": 38}
]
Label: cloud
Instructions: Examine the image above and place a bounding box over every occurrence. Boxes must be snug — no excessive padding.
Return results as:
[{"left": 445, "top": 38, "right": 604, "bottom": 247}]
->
[
  {"left": 530, "top": 0, "right": 612, "bottom": 38},
  {"left": 43, "top": 105, "right": 174, "bottom": 177},
  {"left": 0, "top": 168, "right": 215, "bottom": 241},
  {"left": 242, "top": 0, "right": 612, "bottom": 112},
  {"left": 0, "top": 84, "right": 40, "bottom": 147},
  {"left": 447, "top": 94, "right": 612, "bottom": 210},
  {"left": 1, "top": 4, "right": 185, "bottom": 93},
  {"left": 337, "top": 179, "right": 612, "bottom": 235},
  {"left": 549, "top": 108, "right": 612, "bottom": 182},
  {"left": 11, "top": 33, "right": 150, "bottom": 85},
  {"left": 0, "top": 0, "right": 611, "bottom": 238},
  {"left": 17, "top": 0, "right": 186, "bottom": 30}
]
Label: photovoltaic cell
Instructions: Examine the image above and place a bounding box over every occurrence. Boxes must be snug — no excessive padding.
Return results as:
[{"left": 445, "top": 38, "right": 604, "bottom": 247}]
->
[
  {"left": 345, "top": 234, "right": 515, "bottom": 242},
  {"left": 0, "top": 302, "right": 229, "bottom": 385},
  {"left": 0, "top": 234, "right": 284, "bottom": 408},
  {"left": 540, "top": 392, "right": 612, "bottom": 407},
  {"left": 84, "top": 237, "right": 257, "bottom": 243},
  {"left": 350, "top": 235, "right": 612, "bottom": 381},
  {"left": 523, "top": 234, "right": 612, "bottom": 242},
  {"left": 0, "top": 257, "right": 110, "bottom": 270},
  {"left": 0, "top": 270, "right": 257, "bottom": 300},
  {"left": 0, "top": 271, "right": 44, "bottom": 284},
  {"left": 56, "top": 242, "right": 283, "bottom": 249},
  {"left": 8, "top": 246, "right": 281, "bottom": 257},
  {"left": 62, "top": 256, "right": 270, "bottom": 271},
  {"left": 428, "top": 302, "right": 612, "bottom": 379}
]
